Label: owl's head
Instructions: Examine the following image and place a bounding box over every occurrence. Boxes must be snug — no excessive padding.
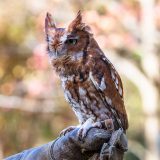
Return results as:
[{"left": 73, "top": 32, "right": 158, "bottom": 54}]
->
[{"left": 45, "top": 11, "right": 93, "bottom": 61}]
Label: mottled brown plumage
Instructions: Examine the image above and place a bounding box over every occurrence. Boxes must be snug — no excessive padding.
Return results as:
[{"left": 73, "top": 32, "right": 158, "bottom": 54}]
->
[{"left": 45, "top": 11, "right": 128, "bottom": 133}]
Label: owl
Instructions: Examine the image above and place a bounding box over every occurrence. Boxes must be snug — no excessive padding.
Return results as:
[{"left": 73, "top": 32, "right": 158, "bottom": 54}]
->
[{"left": 45, "top": 11, "right": 128, "bottom": 138}]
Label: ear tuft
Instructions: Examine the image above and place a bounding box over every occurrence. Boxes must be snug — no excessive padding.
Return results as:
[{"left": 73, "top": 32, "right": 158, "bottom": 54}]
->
[
  {"left": 67, "top": 11, "right": 92, "bottom": 34},
  {"left": 45, "top": 12, "right": 56, "bottom": 34},
  {"left": 67, "top": 10, "right": 83, "bottom": 32},
  {"left": 76, "top": 10, "right": 82, "bottom": 23}
]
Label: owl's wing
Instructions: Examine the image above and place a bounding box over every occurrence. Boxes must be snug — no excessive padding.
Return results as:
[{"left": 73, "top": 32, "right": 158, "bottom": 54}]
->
[{"left": 89, "top": 57, "right": 128, "bottom": 130}]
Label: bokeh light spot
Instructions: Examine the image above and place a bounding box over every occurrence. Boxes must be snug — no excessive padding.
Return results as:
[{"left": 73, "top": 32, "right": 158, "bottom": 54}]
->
[
  {"left": 1, "top": 82, "right": 14, "bottom": 95},
  {"left": 12, "top": 65, "right": 26, "bottom": 78},
  {"left": 0, "top": 67, "right": 4, "bottom": 78}
]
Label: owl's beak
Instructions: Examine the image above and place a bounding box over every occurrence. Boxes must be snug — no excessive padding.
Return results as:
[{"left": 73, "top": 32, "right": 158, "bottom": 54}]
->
[
  {"left": 54, "top": 48, "right": 63, "bottom": 58},
  {"left": 55, "top": 50, "right": 59, "bottom": 57},
  {"left": 50, "top": 42, "right": 65, "bottom": 58},
  {"left": 52, "top": 42, "right": 62, "bottom": 58}
]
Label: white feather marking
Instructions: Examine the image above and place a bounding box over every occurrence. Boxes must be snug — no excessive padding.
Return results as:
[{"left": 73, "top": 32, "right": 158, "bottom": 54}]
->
[
  {"left": 118, "top": 86, "right": 123, "bottom": 96},
  {"left": 106, "top": 97, "right": 112, "bottom": 105},
  {"left": 115, "top": 83, "right": 119, "bottom": 90},
  {"left": 67, "top": 75, "right": 74, "bottom": 81},
  {"left": 48, "top": 36, "right": 53, "bottom": 42},
  {"left": 102, "top": 56, "right": 111, "bottom": 63},
  {"left": 111, "top": 108, "right": 116, "bottom": 114},
  {"left": 64, "top": 90, "right": 72, "bottom": 102},
  {"left": 80, "top": 101, "right": 87, "bottom": 114},
  {"left": 88, "top": 111, "right": 92, "bottom": 114},
  {"left": 60, "top": 34, "right": 67, "bottom": 42},
  {"left": 61, "top": 76, "right": 74, "bottom": 89},
  {"left": 79, "top": 87, "right": 87, "bottom": 96},
  {"left": 89, "top": 72, "right": 99, "bottom": 88},
  {"left": 61, "top": 76, "right": 68, "bottom": 81},
  {"left": 72, "top": 108, "right": 84, "bottom": 124},
  {"left": 99, "top": 77, "right": 106, "bottom": 90},
  {"left": 111, "top": 71, "right": 115, "bottom": 80},
  {"left": 71, "top": 51, "right": 84, "bottom": 61},
  {"left": 61, "top": 81, "right": 65, "bottom": 89},
  {"left": 61, "top": 76, "right": 67, "bottom": 89},
  {"left": 115, "top": 77, "right": 119, "bottom": 85},
  {"left": 85, "top": 97, "right": 90, "bottom": 104}
]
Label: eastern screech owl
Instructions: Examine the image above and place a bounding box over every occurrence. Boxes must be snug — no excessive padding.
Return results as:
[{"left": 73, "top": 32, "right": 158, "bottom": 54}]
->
[{"left": 45, "top": 11, "right": 128, "bottom": 137}]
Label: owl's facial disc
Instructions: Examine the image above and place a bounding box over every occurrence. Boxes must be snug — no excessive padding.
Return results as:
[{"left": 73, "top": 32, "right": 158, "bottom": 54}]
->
[
  {"left": 48, "top": 29, "right": 81, "bottom": 59},
  {"left": 45, "top": 11, "right": 92, "bottom": 61},
  {"left": 47, "top": 28, "right": 67, "bottom": 58}
]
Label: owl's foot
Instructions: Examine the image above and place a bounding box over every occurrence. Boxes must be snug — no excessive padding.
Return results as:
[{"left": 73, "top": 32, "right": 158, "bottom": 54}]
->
[
  {"left": 77, "top": 118, "right": 102, "bottom": 140},
  {"left": 60, "top": 126, "right": 77, "bottom": 137},
  {"left": 100, "top": 128, "right": 128, "bottom": 160}
]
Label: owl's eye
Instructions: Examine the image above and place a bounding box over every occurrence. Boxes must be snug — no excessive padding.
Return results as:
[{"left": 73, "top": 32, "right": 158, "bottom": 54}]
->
[{"left": 65, "top": 39, "right": 77, "bottom": 45}]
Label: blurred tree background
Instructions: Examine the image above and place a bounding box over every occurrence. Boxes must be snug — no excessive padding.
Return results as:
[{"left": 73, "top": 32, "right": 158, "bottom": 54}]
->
[{"left": 0, "top": 0, "right": 159, "bottom": 160}]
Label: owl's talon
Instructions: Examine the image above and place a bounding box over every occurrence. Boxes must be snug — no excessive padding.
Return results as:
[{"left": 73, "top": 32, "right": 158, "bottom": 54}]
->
[
  {"left": 60, "top": 126, "right": 77, "bottom": 137},
  {"left": 77, "top": 118, "right": 102, "bottom": 140},
  {"left": 100, "top": 128, "right": 128, "bottom": 160},
  {"left": 77, "top": 128, "right": 84, "bottom": 140},
  {"left": 77, "top": 127, "right": 91, "bottom": 140}
]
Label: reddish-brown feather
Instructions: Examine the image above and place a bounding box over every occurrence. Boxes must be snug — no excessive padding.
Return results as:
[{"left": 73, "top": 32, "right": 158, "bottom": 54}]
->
[
  {"left": 88, "top": 54, "right": 128, "bottom": 129},
  {"left": 45, "top": 11, "right": 128, "bottom": 131}
]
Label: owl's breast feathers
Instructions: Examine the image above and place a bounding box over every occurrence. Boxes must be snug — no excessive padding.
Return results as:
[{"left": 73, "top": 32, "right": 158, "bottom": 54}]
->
[{"left": 52, "top": 49, "right": 128, "bottom": 130}]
